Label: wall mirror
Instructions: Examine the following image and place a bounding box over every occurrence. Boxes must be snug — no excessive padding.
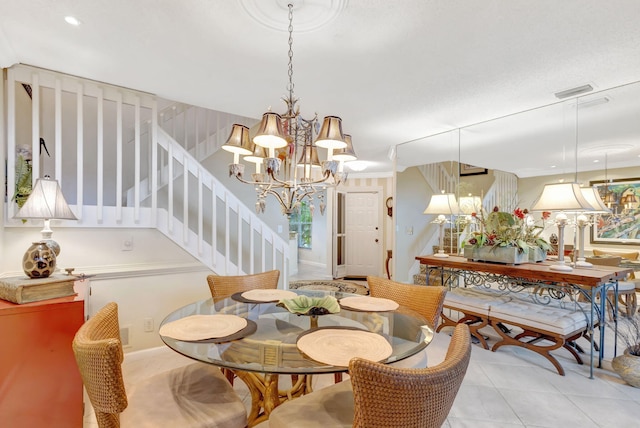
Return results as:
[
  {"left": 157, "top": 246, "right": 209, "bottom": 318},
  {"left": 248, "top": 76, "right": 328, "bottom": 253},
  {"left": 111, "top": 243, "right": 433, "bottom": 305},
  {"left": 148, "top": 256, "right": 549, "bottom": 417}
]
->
[{"left": 394, "top": 79, "right": 640, "bottom": 283}]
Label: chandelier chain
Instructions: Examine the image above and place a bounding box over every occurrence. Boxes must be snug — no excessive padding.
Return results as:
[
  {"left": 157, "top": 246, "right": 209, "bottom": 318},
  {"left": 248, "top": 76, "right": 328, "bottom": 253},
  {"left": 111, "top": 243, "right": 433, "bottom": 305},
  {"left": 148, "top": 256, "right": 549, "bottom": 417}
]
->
[{"left": 287, "top": 4, "right": 294, "bottom": 96}]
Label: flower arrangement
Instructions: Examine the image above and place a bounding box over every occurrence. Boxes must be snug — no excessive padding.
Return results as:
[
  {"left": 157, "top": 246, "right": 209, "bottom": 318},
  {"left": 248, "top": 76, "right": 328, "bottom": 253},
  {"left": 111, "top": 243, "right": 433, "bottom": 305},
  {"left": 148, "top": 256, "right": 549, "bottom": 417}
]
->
[{"left": 462, "top": 206, "right": 552, "bottom": 254}]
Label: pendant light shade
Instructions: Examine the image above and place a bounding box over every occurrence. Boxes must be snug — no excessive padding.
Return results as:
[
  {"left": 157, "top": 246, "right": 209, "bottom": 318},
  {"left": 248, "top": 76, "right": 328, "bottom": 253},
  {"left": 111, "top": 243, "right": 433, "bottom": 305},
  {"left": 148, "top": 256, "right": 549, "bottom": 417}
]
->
[
  {"left": 244, "top": 144, "right": 267, "bottom": 164},
  {"left": 253, "top": 112, "right": 288, "bottom": 149},
  {"left": 297, "top": 144, "right": 321, "bottom": 167},
  {"left": 315, "top": 116, "right": 347, "bottom": 149},
  {"left": 332, "top": 134, "right": 357, "bottom": 161},
  {"left": 222, "top": 124, "right": 254, "bottom": 155}
]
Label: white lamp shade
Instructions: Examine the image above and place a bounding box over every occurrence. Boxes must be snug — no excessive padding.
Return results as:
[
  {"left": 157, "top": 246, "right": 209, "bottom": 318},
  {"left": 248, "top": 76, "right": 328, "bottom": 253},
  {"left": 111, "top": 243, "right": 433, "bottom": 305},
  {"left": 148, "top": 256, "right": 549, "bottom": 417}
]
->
[
  {"left": 424, "top": 193, "right": 460, "bottom": 215},
  {"left": 580, "top": 186, "right": 610, "bottom": 213},
  {"left": 15, "top": 177, "right": 77, "bottom": 220},
  {"left": 458, "top": 195, "right": 482, "bottom": 215},
  {"left": 530, "top": 182, "right": 594, "bottom": 212}
]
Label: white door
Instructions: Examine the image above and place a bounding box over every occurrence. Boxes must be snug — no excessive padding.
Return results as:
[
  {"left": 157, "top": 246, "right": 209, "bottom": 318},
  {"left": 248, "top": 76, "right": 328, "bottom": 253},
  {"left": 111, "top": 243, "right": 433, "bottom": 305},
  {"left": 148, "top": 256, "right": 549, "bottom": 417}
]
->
[
  {"left": 333, "top": 190, "right": 347, "bottom": 278},
  {"left": 345, "top": 191, "right": 381, "bottom": 277}
]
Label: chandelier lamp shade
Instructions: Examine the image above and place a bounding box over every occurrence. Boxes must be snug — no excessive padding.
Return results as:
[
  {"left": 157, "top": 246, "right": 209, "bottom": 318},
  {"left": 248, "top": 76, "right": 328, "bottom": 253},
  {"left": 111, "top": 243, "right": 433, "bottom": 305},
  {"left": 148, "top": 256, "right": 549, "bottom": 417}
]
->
[
  {"left": 14, "top": 176, "right": 77, "bottom": 278},
  {"left": 531, "top": 182, "right": 594, "bottom": 271},
  {"left": 424, "top": 192, "right": 460, "bottom": 258},
  {"left": 222, "top": 4, "right": 353, "bottom": 217}
]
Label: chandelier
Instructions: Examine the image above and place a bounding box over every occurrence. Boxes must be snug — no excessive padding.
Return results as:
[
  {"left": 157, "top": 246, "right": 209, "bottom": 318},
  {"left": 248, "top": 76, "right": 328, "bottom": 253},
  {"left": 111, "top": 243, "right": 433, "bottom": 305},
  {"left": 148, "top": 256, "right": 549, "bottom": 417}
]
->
[{"left": 222, "top": 4, "right": 356, "bottom": 217}]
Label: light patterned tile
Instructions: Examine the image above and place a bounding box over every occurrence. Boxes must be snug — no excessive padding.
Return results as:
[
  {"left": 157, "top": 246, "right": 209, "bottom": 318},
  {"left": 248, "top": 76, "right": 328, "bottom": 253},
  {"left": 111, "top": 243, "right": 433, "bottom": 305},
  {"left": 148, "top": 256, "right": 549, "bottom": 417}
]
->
[
  {"left": 448, "top": 418, "right": 524, "bottom": 428},
  {"left": 500, "top": 390, "right": 599, "bottom": 427},
  {"left": 566, "top": 395, "right": 640, "bottom": 427},
  {"left": 448, "top": 384, "right": 522, "bottom": 424}
]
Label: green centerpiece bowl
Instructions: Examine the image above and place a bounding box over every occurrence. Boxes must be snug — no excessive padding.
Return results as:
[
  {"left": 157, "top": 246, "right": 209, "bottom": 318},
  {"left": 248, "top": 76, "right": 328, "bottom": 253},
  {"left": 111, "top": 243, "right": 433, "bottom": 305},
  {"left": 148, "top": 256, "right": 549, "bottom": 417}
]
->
[{"left": 277, "top": 295, "right": 340, "bottom": 316}]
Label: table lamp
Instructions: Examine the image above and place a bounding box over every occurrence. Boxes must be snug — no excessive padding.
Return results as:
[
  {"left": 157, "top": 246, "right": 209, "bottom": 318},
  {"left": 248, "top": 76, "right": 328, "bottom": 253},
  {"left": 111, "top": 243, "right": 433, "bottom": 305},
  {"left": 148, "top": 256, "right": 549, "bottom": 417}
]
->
[
  {"left": 572, "top": 187, "right": 610, "bottom": 268},
  {"left": 531, "top": 182, "right": 593, "bottom": 271},
  {"left": 14, "top": 176, "right": 77, "bottom": 278},
  {"left": 424, "top": 192, "right": 460, "bottom": 258}
]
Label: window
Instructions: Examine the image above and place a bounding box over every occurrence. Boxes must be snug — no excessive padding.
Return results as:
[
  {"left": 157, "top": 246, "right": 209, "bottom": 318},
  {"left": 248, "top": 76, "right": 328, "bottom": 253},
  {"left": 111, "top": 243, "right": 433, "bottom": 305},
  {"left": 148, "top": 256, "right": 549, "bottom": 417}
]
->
[{"left": 289, "top": 201, "right": 312, "bottom": 249}]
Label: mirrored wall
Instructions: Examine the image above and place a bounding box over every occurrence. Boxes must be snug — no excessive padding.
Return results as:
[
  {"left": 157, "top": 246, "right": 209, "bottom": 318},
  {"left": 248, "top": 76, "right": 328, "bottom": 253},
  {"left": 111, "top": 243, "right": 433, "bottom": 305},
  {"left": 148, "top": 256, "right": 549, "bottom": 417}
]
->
[{"left": 394, "top": 80, "right": 640, "bottom": 283}]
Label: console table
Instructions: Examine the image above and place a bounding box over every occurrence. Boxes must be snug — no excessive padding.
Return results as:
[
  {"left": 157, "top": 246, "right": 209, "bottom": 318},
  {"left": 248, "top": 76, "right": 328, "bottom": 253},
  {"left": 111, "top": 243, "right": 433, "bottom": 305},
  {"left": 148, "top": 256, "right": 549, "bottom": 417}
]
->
[
  {"left": 416, "top": 255, "right": 632, "bottom": 378},
  {"left": 0, "top": 280, "right": 86, "bottom": 427}
]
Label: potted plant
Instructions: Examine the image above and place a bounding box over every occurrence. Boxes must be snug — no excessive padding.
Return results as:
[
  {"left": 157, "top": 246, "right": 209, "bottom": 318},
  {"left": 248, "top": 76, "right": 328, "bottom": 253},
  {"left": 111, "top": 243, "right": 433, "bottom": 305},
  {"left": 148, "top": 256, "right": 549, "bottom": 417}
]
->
[
  {"left": 461, "top": 206, "right": 551, "bottom": 264},
  {"left": 611, "top": 314, "right": 640, "bottom": 387}
]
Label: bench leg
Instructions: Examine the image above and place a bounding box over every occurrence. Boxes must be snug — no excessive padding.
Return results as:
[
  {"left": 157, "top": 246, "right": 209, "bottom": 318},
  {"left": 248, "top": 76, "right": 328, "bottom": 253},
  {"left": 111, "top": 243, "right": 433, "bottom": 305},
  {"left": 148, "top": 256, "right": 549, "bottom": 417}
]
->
[
  {"left": 439, "top": 311, "right": 490, "bottom": 350},
  {"left": 490, "top": 323, "right": 567, "bottom": 376}
]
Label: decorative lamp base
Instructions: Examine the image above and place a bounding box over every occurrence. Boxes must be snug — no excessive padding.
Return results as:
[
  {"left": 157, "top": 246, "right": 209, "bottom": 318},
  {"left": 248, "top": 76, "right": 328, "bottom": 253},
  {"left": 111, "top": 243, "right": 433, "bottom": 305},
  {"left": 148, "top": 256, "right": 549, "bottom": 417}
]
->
[
  {"left": 22, "top": 241, "right": 57, "bottom": 279},
  {"left": 550, "top": 262, "right": 573, "bottom": 272},
  {"left": 574, "top": 259, "right": 593, "bottom": 268},
  {"left": 433, "top": 250, "right": 449, "bottom": 258}
]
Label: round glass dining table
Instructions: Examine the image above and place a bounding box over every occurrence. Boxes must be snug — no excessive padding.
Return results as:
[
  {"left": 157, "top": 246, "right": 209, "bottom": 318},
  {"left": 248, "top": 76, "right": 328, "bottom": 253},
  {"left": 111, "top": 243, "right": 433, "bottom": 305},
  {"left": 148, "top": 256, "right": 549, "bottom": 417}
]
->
[{"left": 160, "top": 289, "right": 433, "bottom": 426}]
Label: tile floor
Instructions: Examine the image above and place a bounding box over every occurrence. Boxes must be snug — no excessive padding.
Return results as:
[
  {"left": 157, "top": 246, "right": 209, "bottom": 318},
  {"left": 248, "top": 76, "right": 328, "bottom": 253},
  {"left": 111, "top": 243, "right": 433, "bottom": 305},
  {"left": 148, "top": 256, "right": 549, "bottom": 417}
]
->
[{"left": 83, "top": 265, "right": 640, "bottom": 427}]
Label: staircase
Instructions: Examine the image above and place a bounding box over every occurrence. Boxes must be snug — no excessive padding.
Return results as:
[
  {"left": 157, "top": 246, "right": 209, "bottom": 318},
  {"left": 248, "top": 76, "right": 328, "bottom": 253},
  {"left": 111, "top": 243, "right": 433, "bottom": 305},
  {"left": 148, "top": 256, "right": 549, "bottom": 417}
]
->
[{"left": 3, "top": 64, "right": 290, "bottom": 282}]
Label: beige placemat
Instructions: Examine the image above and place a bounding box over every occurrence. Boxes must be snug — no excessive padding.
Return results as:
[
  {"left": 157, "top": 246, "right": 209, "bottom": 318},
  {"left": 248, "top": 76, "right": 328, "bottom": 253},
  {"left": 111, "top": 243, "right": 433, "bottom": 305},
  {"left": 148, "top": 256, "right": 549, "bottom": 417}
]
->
[
  {"left": 297, "top": 328, "right": 393, "bottom": 367},
  {"left": 339, "top": 296, "right": 399, "bottom": 312},
  {"left": 241, "top": 289, "right": 298, "bottom": 302},
  {"left": 159, "top": 314, "right": 248, "bottom": 341}
]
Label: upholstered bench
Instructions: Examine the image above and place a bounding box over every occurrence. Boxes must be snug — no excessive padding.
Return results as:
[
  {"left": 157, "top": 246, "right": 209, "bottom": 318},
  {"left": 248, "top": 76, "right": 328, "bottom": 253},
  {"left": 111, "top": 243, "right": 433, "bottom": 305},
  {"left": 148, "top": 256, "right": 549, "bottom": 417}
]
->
[
  {"left": 439, "top": 287, "right": 594, "bottom": 375},
  {"left": 488, "top": 296, "right": 593, "bottom": 375},
  {"left": 438, "top": 287, "right": 510, "bottom": 349}
]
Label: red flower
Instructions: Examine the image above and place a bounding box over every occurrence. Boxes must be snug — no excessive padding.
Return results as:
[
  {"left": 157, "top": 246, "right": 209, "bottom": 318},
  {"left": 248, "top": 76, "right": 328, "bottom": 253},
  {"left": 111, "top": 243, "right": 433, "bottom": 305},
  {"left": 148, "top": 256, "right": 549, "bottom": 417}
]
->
[
  {"left": 493, "top": 206, "right": 499, "bottom": 212},
  {"left": 513, "top": 208, "right": 525, "bottom": 219},
  {"left": 542, "top": 211, "right": 551, "bottom": 220},
  {"left": 471, "top": 212, "right": 477, "bottom": 217}
]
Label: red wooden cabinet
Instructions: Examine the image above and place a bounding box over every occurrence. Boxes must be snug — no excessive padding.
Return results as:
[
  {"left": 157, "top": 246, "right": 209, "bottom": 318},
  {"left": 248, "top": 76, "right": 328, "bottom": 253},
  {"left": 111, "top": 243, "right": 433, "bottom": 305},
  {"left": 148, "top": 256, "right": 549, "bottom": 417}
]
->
[{"left": 0, "top": 293, "right": 85, "bottom": 427}]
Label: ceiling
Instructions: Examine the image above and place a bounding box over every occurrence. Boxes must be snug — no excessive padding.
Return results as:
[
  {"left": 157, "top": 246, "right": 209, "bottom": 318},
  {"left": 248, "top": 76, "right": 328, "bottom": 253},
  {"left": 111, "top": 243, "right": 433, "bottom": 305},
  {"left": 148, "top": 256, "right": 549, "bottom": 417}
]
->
[{"left": 2, "top": 0, "right": 640, "bottom": 175}]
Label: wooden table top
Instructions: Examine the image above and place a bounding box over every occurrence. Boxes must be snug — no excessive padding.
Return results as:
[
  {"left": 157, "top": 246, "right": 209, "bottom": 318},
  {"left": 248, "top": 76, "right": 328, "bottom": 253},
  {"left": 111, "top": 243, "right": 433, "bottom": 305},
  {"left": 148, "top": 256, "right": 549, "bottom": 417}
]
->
[{"left": 416, "top": 255, "right": 632, "bottom": 288}]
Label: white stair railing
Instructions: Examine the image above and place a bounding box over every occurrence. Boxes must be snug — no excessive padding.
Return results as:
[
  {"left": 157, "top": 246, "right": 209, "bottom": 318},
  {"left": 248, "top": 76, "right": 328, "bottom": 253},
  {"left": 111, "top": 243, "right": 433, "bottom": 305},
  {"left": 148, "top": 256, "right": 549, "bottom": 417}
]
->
[
  {"left": 157, "top": 102, "right": 256, "bottom": 163},
  {"left": 4, "top": 64, "right": 288, "bottom": 281}
]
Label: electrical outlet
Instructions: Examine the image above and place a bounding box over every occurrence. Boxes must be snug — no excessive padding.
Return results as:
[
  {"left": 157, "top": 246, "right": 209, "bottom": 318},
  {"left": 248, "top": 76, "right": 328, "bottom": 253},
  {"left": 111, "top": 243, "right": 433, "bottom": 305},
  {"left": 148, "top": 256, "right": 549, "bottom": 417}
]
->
[
  {"left": 143, "top": 318, "right": 154, "bottom": 332},
  {"left": 122, "top": 235, "right": 134, "bottom": 251}
]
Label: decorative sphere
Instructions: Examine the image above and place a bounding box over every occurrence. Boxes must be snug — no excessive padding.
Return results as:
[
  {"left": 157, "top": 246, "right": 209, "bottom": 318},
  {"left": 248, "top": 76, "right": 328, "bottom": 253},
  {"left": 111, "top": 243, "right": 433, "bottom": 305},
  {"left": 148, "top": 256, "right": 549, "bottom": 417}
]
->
[{"left": 22, "top": 241, "right": 57, "bottom": 278}]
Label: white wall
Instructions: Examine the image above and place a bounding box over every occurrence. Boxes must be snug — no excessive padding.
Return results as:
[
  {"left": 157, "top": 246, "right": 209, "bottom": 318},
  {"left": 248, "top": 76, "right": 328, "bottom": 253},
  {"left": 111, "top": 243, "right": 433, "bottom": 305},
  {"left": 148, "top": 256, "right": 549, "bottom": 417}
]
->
[{"left": 1, "top": 227, "right": 214, "bottom": 352}]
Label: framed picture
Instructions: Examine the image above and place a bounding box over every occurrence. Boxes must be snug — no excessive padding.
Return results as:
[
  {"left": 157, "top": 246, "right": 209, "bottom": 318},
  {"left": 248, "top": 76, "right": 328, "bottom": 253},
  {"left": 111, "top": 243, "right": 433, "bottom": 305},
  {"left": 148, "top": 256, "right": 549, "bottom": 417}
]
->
[
  {"left": 590, "top": 178, "right": 640, "bottom": 245},
  {"left": 459, "top": 163, "right": 488, "bottom": 176}
]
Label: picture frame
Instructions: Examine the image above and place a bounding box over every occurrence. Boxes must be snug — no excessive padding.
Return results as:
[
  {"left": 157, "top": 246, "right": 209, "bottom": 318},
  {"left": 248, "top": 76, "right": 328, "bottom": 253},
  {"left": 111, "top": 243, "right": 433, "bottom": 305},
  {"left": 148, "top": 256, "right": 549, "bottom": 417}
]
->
[
  {"left": 589, "top": 178, "right": 640, "bottom": 245},
  {"left": 459, "top": 163, "right": 488, "bottom": 176}
]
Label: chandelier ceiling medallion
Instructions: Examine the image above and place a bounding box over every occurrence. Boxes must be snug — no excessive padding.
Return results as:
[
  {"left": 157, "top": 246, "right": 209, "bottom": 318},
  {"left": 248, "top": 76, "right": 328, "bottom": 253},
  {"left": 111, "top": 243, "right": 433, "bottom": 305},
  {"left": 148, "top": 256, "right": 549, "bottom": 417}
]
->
[{"left": 222, "top": 3, "right": 356, "bottom": 217}]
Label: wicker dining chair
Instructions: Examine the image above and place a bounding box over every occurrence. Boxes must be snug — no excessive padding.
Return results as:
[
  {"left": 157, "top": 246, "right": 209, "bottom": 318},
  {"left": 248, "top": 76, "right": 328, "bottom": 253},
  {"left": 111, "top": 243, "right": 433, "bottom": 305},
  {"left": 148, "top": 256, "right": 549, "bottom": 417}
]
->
[
  {"left": 262, "top": 323, "right": 471, "bottom": 428},
  {"left": 207, "top": 270, "right": 280, "bottom": 301},
  {"left": 367, "top": 276, "right": 447, "bottom": 368},
  {"left": 72, "top": 302, "right": 247, "bottom": 428},
  {"left": 207, "top": 269, "right": 280, "bottom": 384}
]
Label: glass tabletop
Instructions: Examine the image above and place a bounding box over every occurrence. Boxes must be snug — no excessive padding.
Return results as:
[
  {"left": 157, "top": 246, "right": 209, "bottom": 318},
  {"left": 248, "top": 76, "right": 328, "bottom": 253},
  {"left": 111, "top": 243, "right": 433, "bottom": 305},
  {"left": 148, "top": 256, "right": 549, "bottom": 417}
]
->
[{"left": 160, "top": 289, "right": 433, "bottom": 374}]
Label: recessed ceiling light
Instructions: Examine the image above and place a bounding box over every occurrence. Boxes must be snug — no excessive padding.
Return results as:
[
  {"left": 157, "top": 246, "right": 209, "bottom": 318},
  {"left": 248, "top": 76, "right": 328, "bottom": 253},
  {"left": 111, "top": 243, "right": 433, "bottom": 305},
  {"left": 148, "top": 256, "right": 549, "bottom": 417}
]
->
[
  {"left": 64, "top": 16, "right": 82, "bottom": 26},
  {"left": 550, "top": 165, "right": 557, "bottom": 168},
  {"left": 593, "top": 159, "right": 600, "bottom": 163},
  {"left": 554, "top": 84, "right": 593, "bottom": 99}
]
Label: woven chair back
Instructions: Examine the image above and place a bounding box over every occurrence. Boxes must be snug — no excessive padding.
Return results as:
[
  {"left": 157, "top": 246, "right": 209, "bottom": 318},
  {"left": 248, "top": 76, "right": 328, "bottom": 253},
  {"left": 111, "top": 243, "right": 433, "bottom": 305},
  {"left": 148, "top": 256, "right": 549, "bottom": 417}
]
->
[
  {"left": 350, "top": 323, "right": 471, "bottom": 428},
  {"left": 367, "top": 276, "right": 446, "bottom": 329},
  {"left": 72, "top": 302, "right": 127, "bottom": 428},
  {"left": 207, "top": 270, "right": 280, "bottom": 300}
]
